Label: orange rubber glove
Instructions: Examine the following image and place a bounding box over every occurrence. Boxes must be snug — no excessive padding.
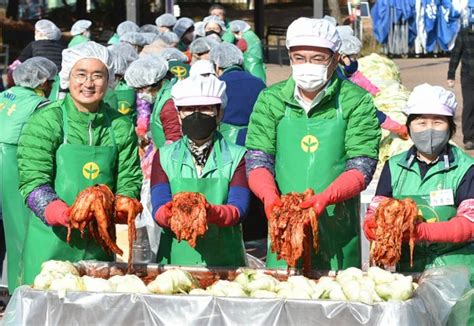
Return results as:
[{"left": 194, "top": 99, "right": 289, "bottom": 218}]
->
[{"left": 248, "top": 167, "right": 281, "bottom": 219}]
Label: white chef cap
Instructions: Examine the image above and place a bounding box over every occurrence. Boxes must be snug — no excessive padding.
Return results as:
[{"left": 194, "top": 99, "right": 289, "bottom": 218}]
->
[
  {"left": 189, "top": 60, "right": 216, "bottom": 77},
  {"left": 286, "top": 17, "right": 341, "bottom": 52},
  {"left": 406, "top": 83, "right": 457, "bottom": 116},
  {"left": 172, "top": 74, "right": 227, "bottom": 108}
]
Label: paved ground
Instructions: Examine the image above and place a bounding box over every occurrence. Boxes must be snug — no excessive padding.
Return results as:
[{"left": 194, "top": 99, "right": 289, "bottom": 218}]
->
[{"left": 264, "top": 57, "right": 473, "bottom": 155}]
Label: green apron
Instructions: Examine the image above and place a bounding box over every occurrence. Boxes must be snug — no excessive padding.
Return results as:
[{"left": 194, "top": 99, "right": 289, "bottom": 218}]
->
[
  {"left": 219, "top": 123, "right": 245, "bottom": 144},
  {"left": 0, "top": 87, "right": 45, "bottom": 291},
  {"left": 150, "top": 79, "right": 176, "bottom": 148},
  {"left": 267, "top": 98, "right": 360, "bottom": 270},
  {"left": 114, "top": 80, "right": 136, "bottom": 120},
  {"left": 21, "top": 103, "right": 118, "bottom": 285},
  {"left": 168, "top": 61, "right": 190, "bottom": 80},
  {"left": 157, "top": 136, "right": 246, "bottom": 267},
  {"left": 103, "top": 88, "right": 118, "bottom": 111}
]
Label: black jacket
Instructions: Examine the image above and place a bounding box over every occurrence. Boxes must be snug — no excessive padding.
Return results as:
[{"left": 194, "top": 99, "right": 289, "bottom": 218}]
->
[{"left": 18, "top": 40, "right": 65, "bottom": 70}]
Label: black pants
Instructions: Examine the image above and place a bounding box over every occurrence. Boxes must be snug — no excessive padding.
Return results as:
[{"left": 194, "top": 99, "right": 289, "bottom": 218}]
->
[{"left": 461, "top": 76, "right": 474, "bottom": 143}]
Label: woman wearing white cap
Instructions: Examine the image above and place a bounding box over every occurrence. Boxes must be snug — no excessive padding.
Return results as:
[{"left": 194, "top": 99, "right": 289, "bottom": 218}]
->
[
  {"left": 364, "top": 84, "right": 474, "bottom": 285},
  {"left": 15, "top": 42, "right": 142, "bottom": 285},
  {"left": 150, "top": 74, "right": 250, "bottom": 266},
  {"left": 68, "top": 19, "right": 92, "bottom": 48},
  {"left": 246, "top": 18, "right": 381, "bottom": 270}
]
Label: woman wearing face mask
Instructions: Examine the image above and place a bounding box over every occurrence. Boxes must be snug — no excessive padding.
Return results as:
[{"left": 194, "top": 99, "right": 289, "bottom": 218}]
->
[
  {"left": 151, "top": 74, "right": 250, "bottom": 266},
  {"left": 15, "top": 42, "right": 142, "bottom": 286},
  {"left": 68, "top": 20, "right": 92, "bottom": 48},
  {"left": 203, "top": 15, "right": 226, "bottom": 42},
  {"left": 364, "top": 84, "right": 474, "bottom": 283},
  {"left": 246, "top": 18, "right": 380, "bottom": 270}
]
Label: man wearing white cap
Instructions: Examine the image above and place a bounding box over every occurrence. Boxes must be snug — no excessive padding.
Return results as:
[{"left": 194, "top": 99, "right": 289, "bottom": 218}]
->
[
  {"left": 364, "top": 83, "right": 474, "bottom": 288},
  {"left": 68, "top": 19, "right": 92, "bottom": 48},
  {"left": 16, "top": 42, "right": 142, "bottom": 286},
  {"left": 150, "top": 74, "right": 250, "bottom": 266},
  {"left": 245, "top": 18, "right": 381, "bottom": 270}
]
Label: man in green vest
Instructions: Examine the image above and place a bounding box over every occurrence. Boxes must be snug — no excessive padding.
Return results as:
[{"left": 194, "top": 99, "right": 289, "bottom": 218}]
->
[
  {"left": 125, "top": 55, "right": 181, "bottom": 149},
  {"left": 151, "top": 74, "right": 251, "bottom": 266},
  {"left": 16, "top": 42, "right": 142, "bottom": 287},
  {"left": 68, "top": 19, "right": 92, "bottom": 48},
  {"left": 363, "top": 84, "right": 474, "bottom": 324},
  {"left": 245, "top": 17, "right": 380, "bottom": 270},
  {"left": 0, "top": 57, "right": 57, "bottom": 292}
]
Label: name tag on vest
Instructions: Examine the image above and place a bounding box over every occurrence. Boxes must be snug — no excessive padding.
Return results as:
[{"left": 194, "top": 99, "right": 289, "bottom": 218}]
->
[{"left": 430, "top": 189, "right": 454, "bottom": 207}]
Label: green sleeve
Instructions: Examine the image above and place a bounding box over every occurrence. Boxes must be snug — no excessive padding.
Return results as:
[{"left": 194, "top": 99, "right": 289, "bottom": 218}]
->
[
  {"left": 344, "top": 91, "right": 381, "bottom": 159},
  {"left": 245, "top": 90, "right": 279, "bottom": 155},
  {"left": 113, "top": 117, "right": 142, "bottom": 199},
  {"left": 221, "top": 30, "right": 235, "bottom": 43},
  {"left": 17, "top": 105, "right": 63, "bottom": 200}
]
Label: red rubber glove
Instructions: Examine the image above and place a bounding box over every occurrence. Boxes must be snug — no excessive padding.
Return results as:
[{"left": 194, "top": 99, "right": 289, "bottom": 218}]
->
[
  {"left": 206, "top": 204, "right": 241, "bottom": 227},
  {"left": 155, "top": 202, "right": 173, "bottom": 228},
  {"left": 415, "top": 216, "right": 474, "bottom": 243},
  {"left": 248, "top": 167, "right": 281, "bottom": 219},
  {"left": 362, "top": 195, "right": 389, "bottom": 241},
  {"left": 236, "top": 39, "right": 248, "bottom": 52},
  {"left": 44, "top": 200, "right": 70, "bottom": 227},
  {"left": 300, "top": 169, "right": 366, "bottom": 216},
  {"left": 381, "top": 116, "right": 409, "bottom": 140}
]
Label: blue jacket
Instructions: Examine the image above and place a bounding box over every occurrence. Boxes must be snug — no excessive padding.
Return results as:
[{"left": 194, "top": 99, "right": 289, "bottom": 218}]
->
[{"left": 219, "top": 66, "right": 266, "bottom": 146}]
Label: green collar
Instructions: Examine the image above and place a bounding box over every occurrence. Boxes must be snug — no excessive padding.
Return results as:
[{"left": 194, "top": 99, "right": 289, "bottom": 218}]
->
[{"left": 63, "top": 93, "right": 108, "bottom": 126}]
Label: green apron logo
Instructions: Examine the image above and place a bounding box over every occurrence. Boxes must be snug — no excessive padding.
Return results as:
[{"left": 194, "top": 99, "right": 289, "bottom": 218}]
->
[
  {"left": 170, "top": 66, "right": 187, "bottom": 80},
  {"left": 118, "top": 101, "right": 131, "bottom": 115},
  {"left": 82, "top": 162, "right": 100, "bottom": 180},
  {"left": 301, "top": 135, "right": 319, "bottom": 153}
]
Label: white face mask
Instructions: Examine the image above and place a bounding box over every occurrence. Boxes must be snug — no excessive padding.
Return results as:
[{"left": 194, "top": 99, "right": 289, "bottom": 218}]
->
[
  {"left": 291, "top": 63, "right": 329, "bottom": 92},
  {"left": 137, "top": 92, "right": 156, "bottom": 104}
]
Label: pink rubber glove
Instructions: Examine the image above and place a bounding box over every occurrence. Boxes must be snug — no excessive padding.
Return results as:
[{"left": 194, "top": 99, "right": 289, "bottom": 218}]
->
[
  {"left": 349, "top": 71, "right": 380, "bottom": 96},
  {"left": 381, "top": 116, "right": 409, "bottom": 140},
  {"left": 206, "top": 204, "right": 241, "bottom": 227},
  {"left": 135, "top": 118, "right": 149, "bottom": 138},
  {"left": 248, "top": 167, "right": 281, "bottom": 219},
  {"left": 362, "top": 195, "right": 390, "bottom": 241},
  {"left": 44, "top": 200, "right": 70, "bottom": 227},
  {"left": 300, "top": 169, "right": 366, "bottom": 216},
  {"left": 155, "top": 202, "right": 173, "bottom": 228}
]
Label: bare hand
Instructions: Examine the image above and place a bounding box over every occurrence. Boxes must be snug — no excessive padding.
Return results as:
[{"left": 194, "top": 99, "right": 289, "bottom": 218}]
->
[{"left": 447, "top": 79, "right": 455, "bottom": 88}]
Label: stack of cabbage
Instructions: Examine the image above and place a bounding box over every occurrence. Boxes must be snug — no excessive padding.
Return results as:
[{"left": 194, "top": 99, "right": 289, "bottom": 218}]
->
[{"left": 358, "top": 53, "right": 413, "bottom": 176}]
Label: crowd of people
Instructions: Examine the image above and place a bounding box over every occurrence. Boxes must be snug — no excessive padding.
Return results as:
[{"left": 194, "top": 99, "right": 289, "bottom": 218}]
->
[{"left": 0, "top": 7, "right": 472, "bottom": 321}]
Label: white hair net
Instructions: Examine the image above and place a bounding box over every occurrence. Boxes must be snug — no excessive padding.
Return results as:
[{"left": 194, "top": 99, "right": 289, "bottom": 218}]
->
[
  {"left": 120, "top": 32, "right": 146, "bottom": 46},
  {"left": 203, "top": 15, "right": 226, "bottom": 33},
  {"left": 124, "top": 56, "right": 168, "bottom": 88},
  {"left": 35, "top": 19, "right": 61, "bottom": 41},
  {"left": 189, "top": 59, "right": 216, "bottom": 77},
  {"left": 190, "top": 36, "right": 219, "bottom": 54},
  {"left": 141, "top": 32, "right": 159, "bottom": 45},
  {"left": 71, "top": 20, "right": 92, "bottom": 36},
  {"left": 230, "top": 20, "right": 251, "bottom": 33},
  {"left": 139, "top": 24, "right": 160, "bottom": 34},
  {"left": 159, "top": 31, "right": 180, "bottom": 45},
  {"left": 336, "top": 25, "right": 354, "bottom": 37},
  {"left": 172, "top": 74, "right": 227, "bottom": 109},
  {"left": 155, "top": 13, "right": 177, "bottom": 28},
  {"left": 108, "top": 43, "right": 139, "bottom": 76},
  {"left": 157, "top": 48, "right": 188, "bottom": 62},
  {"left": 173, "top": 17, "right": 194, "bottom": 39},
  {"left": 117, "top": 21, "right": 139, "bottom": 36},
  {"left": 406, "top": 83, "right": 457, "bottom": 116},
  {"left": 339, "top": 35, "right": 362, "bottom": 55},
  {"left": 59, "top": 41, "right": 114, "bottom": 89},
  {"left": 323, "top": 15, "right": 337, "bottom": 26},
  {"left": 13, "top": 57, "right": 58, "bottom": 88},
  {"left": 209, "top": 42, "right": 243, "bottom": 68},
  {"left": 286, "top": 17, "right": 341, "bottom": 51},
  {"left": 194, "top": 21, "right": 205, "bottom": 38}
]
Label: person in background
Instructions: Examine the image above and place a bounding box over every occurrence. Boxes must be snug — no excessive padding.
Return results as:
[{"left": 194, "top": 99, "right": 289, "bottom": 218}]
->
[
  {"left": 140, "top": 32, "right": 178, "bottom": 57},
  {"left": 202, "top": 15, "right": 226, "bottom": 42},
  {"left": 336, "top": 26, "right": 408, "bottom": 140},
  {"left": 1, "top": 57, "right": 57, "bottom": 292},
  {"left": 139, "top": 24, "right": 160, "bottom": 34},
  {"left": 68, "top": 19, "right": 92, "bottom": 48},
  {"left": 229, "top": 20, "right": 266, "bottom": 83},
  {"left": 210, "top": 42, "right": 265, "bottom": 146},
  {"left": 447, "top": 22, "right": 474, "bottom": 150},
  {"left": 156, "top": 48, "right": 190, "bottom": 80},
  {"left": 108, "top": 43, "right": 139, "bottom": 120},
  {"left": 189, "top": 59, "right": 216, "bottom": 77},
  {"left": 16, "top": 42, "right": 142, "bottom": 286},
  {"left": 189, "top": 36, "right": 219, "bottom": 63},
  {"left": 209, "top": 3, "right": 234, "bottom": 43},
  {"left": 120, "top": 32, "right": 146, "bottom": 53},
  {"left": 151, "top": 74, "right": 250, "bottom": 266},
  {"left": 173, "top": 18, "right": 195, "bottom": 53},
  {"left": 245, "top": 18, "right": 380, "bottom": 270},
  {"left": 108, "top": 20, "right": 139, "bottom": 45},
  {"left": 363, "top": 84, "right": 473, "bottom": 293},
  {"left": 155, "top": 13, "right": 177, "bottom": 33}
]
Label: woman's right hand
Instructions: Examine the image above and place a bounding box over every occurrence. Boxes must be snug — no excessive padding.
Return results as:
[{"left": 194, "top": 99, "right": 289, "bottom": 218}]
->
[{"left": 155, "top": 202, "right": 173, "bottom": 228}]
